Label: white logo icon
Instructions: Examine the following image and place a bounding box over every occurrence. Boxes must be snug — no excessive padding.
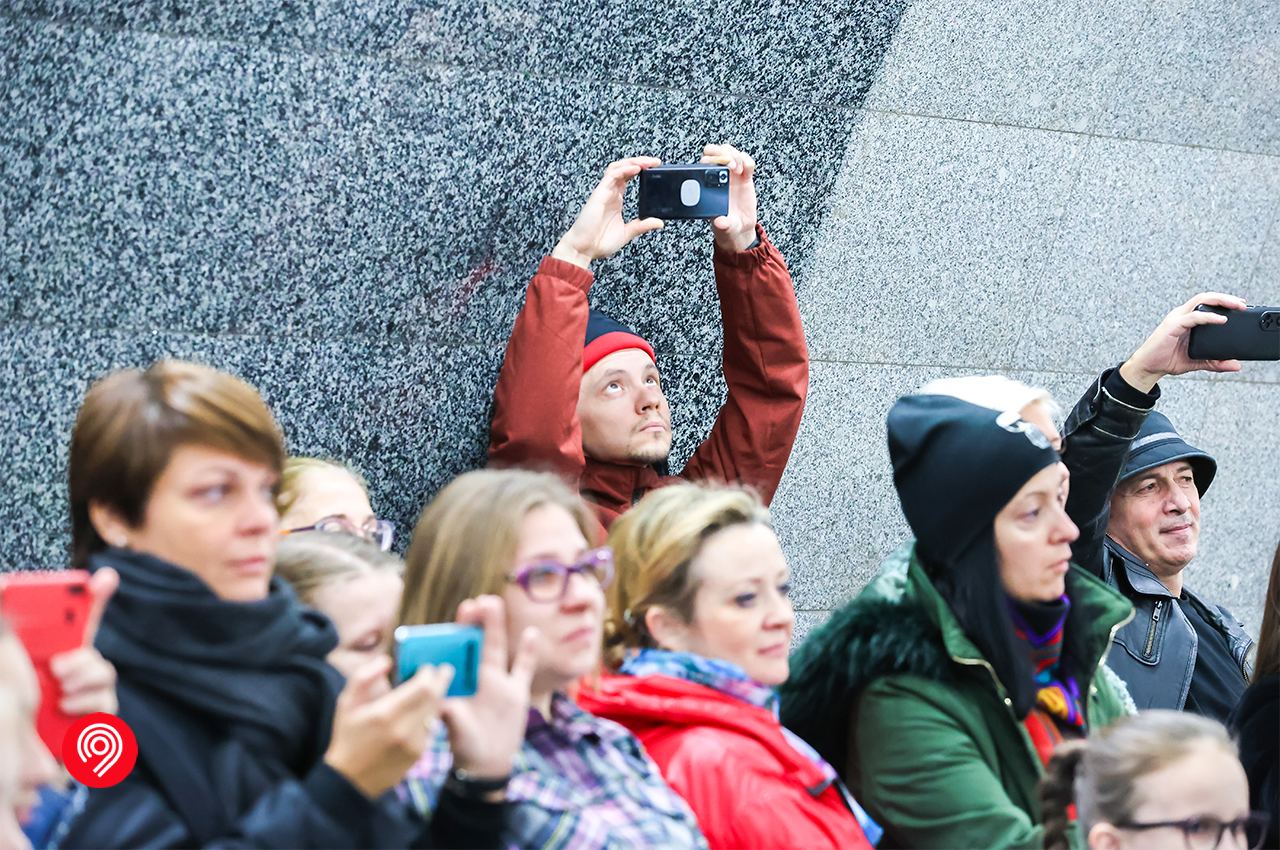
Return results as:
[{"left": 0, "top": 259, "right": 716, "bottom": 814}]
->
[
  {"left": 76, "top": 723, "right": 124, "bottom": 777},
  {"left": 996, "top": 410, "right": 1052, "bottom": 449},
  {"left": 679, "top": 179, "right": 701, "bottom": 207}
]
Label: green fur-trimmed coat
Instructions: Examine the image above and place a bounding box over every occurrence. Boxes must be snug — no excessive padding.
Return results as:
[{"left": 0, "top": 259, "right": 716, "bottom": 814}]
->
[{"left": 779, "top": 544, "right": 1135, "bottom": 850}]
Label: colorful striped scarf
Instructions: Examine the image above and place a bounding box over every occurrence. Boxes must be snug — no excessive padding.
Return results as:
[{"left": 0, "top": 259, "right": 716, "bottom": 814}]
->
[{"left": 1007, "top": 594, "right": 1087, "bottom": 732}]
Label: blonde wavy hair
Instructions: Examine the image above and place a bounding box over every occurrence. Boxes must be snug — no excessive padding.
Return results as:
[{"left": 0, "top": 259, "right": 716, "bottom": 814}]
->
[
  {"left": 276, "top": 456, "right": 370, "bottom": 518},
  {"left": 603, "top": 482, "right": 771, "bottom": 670}
]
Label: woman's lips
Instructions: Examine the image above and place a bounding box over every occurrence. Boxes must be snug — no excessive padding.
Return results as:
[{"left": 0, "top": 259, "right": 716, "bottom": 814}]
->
[
  {"left": 562, "top": 626, "right": 597, "bottom": 645},
  {"left": 758, "top": 643, "right": 788, "bottom": 658},
  {"left": 230, "top": 555, "right": 269, "bottom": 574}
]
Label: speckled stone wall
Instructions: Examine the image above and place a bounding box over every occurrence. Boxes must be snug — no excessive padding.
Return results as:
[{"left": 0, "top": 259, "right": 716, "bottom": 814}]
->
[{"left": 2, "top": 1, "right": 1276, "bottom": 637}]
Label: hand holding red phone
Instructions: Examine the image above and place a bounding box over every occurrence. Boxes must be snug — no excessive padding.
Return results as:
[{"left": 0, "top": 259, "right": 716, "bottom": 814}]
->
[
  {"left": 0, "top": 567, "right": 120, "bottom": 757},
  {"left": 48, "top": 569, "right": 119, "bottom": 717}
]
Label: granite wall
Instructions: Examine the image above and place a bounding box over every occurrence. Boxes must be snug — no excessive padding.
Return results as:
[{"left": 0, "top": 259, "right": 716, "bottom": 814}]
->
[{"left": 2, "top": 1, "right": 1276, "bottom": 635}]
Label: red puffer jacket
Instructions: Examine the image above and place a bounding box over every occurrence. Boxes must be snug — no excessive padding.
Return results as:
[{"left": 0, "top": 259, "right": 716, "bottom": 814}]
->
[{"left": 579, "top": 674, "right": 874, "bottom": 850}]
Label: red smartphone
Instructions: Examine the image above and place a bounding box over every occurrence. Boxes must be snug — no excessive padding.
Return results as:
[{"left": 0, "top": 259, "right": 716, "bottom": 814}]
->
[{"left": 0, "top": 570, "right": 93, "bottom": 756}]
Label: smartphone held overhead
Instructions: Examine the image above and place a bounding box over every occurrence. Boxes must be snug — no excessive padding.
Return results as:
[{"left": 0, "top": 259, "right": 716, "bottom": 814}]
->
[
  {"left": 638, "top": 164, "right": 730, "bottom": 220},
  {"left": 394, "top": 623, "right": 483, "bottom": 698},
  {"left": 1188, "top": 304, "right": 1280, "bottom": 361}
]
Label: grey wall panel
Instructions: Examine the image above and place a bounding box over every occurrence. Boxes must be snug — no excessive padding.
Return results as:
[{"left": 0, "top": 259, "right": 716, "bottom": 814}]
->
[{"left": 1, "top": 1, "right": 1274, "bottom": 641}]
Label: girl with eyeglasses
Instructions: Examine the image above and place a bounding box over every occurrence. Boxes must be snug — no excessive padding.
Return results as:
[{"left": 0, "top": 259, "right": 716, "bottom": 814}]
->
[
  {"left": 1039, "top": 710, "right": 1267, "bottom": 850},
  {"left": 578, "top": 483, "right": 878, "bottom": 849},
  {"left": 398, "top": 468, "right": 707, "bottom": 850},
  {"left": 278, "top": 457, "right": 395, "bottom": 551},
  {"left": 275, "top": 532, "right": 405, "bottom": 679}
]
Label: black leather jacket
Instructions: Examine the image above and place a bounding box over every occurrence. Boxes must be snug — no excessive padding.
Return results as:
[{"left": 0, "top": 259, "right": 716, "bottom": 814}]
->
[
  {"left": 1061, "top": 367, "right": 1254, "bottom": 711},
  {"left": 1100, "top": 540, "right": 1254, "bottom": 709}
]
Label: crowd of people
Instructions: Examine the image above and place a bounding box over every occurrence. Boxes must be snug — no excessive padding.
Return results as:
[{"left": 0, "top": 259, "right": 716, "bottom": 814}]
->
[{"left": 1, "top": 144, "right": 1276, "bottom": 850}]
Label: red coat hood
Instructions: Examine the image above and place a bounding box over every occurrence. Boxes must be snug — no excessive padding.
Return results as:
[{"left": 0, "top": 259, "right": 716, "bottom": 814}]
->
[{"left": 579, "top": 673, "right": 830, "bottom": 791}]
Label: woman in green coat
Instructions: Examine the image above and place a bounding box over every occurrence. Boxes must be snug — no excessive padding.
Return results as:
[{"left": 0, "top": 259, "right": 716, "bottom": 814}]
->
[{"left": 780, "top": 394, "right": 1135, "bottom": 850}]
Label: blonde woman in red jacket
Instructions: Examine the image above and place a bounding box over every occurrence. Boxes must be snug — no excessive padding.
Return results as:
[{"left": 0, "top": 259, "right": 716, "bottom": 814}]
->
[{"left": 579, "top": 483, "right": 879, "bottom": 849}]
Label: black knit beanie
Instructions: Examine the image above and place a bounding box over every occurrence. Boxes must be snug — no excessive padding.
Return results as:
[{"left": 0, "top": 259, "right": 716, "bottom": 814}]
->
[{"left": 886, "top": 394, "right": 1062, "bottom": 717}]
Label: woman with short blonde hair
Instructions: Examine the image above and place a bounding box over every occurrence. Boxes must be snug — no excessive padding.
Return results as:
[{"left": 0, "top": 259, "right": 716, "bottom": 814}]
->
[{"left": 581, "top": 482, "right": 878, "bottom": 849}]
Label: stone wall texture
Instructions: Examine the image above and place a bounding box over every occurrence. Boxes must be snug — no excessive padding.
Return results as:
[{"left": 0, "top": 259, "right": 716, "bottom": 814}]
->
[{"left": 2, "top": 0, "right": 1276, "bottom": 636}]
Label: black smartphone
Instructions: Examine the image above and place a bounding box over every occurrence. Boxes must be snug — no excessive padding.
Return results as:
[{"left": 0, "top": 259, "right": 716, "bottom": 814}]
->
[
  {"left": 638, "top": 164, "right": 730, "bottom": 220},
  {"left": 1188, "top": 305, "right": 1280, "bottom": 361}
]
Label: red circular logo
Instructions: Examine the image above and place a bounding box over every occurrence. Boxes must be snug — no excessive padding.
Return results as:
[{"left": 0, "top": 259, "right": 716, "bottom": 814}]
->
[{"left": 61, "top": 713, "right": 138, "bottom": 788}]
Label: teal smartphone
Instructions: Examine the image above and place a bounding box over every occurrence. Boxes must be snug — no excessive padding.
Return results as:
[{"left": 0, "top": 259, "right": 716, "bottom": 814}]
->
[{"left": 393, "top": 624, "right": 482, "bottom": 697}]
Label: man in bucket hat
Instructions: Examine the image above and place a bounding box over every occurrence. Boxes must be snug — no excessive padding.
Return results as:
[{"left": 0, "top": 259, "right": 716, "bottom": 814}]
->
[
  {"left": 1058, "top": 291, "right": 1256, "bottom": 721},
  {"left": 1097, "top": 411, "right": 1254, "bottom": 720},
  {"left": 488, "top": 146, "right": 808, "bottom": 530}
]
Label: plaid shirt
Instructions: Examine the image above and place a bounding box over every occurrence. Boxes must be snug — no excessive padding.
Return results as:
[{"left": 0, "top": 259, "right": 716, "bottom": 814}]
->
[{"left": 401, "top": 693, "right": 707, "bottom": 850}]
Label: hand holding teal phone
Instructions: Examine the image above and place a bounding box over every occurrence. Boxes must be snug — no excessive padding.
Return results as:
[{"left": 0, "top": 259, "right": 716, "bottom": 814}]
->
[{"left": 394, "top": 624, "right": 482, "bottom": 697}]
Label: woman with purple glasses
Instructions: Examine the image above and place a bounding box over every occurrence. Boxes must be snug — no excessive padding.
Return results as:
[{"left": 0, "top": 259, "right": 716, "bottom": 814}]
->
[{"left": 397, "top": 469, "right": 707, "bottom": 850}]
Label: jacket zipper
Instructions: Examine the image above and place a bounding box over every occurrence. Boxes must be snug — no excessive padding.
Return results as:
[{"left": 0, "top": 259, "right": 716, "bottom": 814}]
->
[
  {"left": 1088, "top": 606, "right": 1136, "bottom": 726},
  {"left": 1142, "top": 600, "right": 1163, "bottom": 658},
  {"left": 947, "top": 604, "right": 1136, "bottom": 764},
  {"left": 948, "top": 653, "right": 1043, "bottom": 769}
]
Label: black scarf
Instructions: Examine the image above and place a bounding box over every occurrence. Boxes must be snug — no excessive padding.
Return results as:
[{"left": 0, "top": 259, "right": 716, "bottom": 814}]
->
[{"left": 90, "top": 547, "right": 343, "bottom": 780}]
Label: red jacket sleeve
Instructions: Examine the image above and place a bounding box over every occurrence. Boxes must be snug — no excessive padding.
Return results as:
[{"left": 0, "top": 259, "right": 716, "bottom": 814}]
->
[
  {"left": 680, "top": 226, "right": 809, "bottom": 504},
  {"left": 487, "top": 256, "right": 593, "bottom": 482},
  {"left": 651, "top": 729, "right": 869, "bottom": 850}
]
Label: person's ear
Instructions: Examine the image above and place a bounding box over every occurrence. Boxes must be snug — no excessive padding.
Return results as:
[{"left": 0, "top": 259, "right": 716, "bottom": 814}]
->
[
  {"left": 1088, "top": 822, "right": 1125, "bottom": 850},
  {"left": 88, "top": 501, "right": 133, "bottom": 549},
  {"left": 643, "top": 605, "right": 688, "bottom": 653}
]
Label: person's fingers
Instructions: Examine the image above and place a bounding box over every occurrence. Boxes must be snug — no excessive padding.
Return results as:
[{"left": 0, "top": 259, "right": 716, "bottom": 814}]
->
[
  {"left": 50, "top": 651, "right": 115, "bottom": 696},
  {"left": 384, "top": 663, "right": 453, "bottom": 720},
  {"left": 623, "top": 217, "right": 664, "bottom": 242},
  {"left": 1181, "top": 291, "right": 1247, "bottom": 313},
  {"left": 508, "top": 626, "right": 539, "bottom": 691},
  {"left": 465, "top": 596, "right": 508, "bottom": 673},
  {"left": 60, "top": 691, "right": 115, "bottom": 717},
  {"left": 711, "top": 215, "right": 731, "bottom": 231},
  {"left": 340, "top": 655, "right": 393, "bottom": 709},
  {"left": 1206, "top": 359, "right": 1243, "bottom": 372},
  {"left": 1177, "top": 309, "right": 1230, "bottom": 328},
  {"left": 83, "top": 568, "right": 119, "bottom": 646}
]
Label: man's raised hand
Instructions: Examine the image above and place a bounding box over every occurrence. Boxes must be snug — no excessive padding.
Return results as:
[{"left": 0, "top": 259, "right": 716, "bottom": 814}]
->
[
  {"left": 701, "top": 144, "right": 758, "bottom": 252},
  {"left": 552, "top": 157, "right": 664, "bottom": 270},
  {"left": 1119, "top": 292, "right": 1247, "bottom": 392}
]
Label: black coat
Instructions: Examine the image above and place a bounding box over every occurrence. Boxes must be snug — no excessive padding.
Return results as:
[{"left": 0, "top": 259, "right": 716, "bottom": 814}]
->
[
  {"left": 1231, "top": 674, "right": 1279, "bottom": 850},
  {"left": 57, "top": 548, "right": 502, "bottom": 849}
]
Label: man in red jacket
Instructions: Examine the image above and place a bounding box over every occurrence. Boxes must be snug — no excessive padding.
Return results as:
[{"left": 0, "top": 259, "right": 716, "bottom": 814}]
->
[{"left": 488, "top": 144, "right": 809, "bottom": 529}]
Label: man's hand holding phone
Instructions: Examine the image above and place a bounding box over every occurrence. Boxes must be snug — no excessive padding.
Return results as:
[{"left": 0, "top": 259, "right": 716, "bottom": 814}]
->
[
  {"left": 1119, "top": 291, "right": 1247, "bottom": 392},
  {"left": 552, "top": 157, "right": 665, "bottom": 270},
  {"left": 700, "top": 143, "right": 759, "bottom": 252}
]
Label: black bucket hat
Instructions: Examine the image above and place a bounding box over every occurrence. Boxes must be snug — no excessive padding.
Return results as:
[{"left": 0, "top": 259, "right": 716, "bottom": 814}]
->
[{"left": 1118, "top": 410, "right": 1217, "bottom": 497}]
